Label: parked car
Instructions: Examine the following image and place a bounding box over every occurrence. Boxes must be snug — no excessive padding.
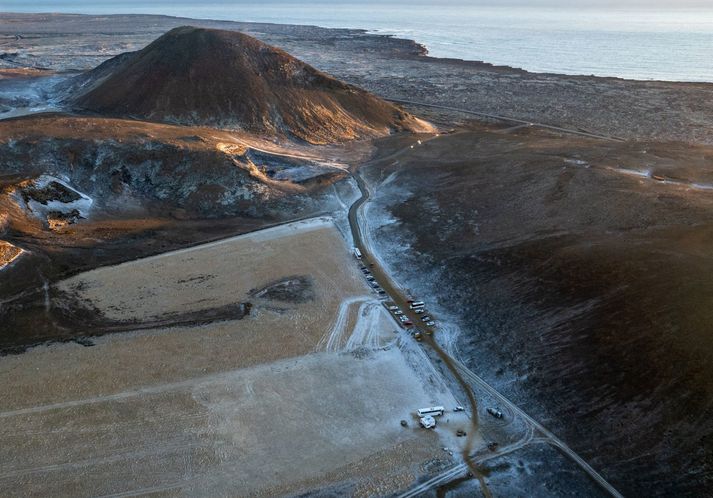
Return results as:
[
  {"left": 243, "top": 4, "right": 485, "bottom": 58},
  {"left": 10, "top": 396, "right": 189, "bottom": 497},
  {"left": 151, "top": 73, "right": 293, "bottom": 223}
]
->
[
  {"left": 388, "top": 306, "right": 399, "bottom": 311},
  {"left": 426, "top": 321, "right": 435, "bottom": 326},
  {"left": 421, "top": 316, "right": 431, "bottom": 322},
  {"left": 394, "top": 310, "right": 403, "bottom": 315},
  {"left": 487, "top": 407, "right": 504, "bottom": 419}
]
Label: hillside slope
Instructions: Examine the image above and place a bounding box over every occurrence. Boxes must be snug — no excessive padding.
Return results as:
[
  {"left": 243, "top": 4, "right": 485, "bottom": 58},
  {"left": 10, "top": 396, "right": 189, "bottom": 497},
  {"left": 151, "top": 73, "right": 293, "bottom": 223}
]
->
[{"left": 69, "top": 26, "right": 432, "bottom": 143}]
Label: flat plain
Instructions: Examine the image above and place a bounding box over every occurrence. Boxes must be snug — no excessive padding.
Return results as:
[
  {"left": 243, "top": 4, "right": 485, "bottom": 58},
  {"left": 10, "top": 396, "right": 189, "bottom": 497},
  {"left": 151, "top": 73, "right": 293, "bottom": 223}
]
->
[{"left": 0, "top": 218, "right": 469, "bottom": 497}]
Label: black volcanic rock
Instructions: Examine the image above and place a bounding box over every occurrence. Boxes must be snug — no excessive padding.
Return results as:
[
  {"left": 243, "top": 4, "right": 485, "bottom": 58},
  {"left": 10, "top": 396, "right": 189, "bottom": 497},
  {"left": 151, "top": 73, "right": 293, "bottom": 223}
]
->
[{"left": 69, "top": 26, "right": 432, "bottom": 143}]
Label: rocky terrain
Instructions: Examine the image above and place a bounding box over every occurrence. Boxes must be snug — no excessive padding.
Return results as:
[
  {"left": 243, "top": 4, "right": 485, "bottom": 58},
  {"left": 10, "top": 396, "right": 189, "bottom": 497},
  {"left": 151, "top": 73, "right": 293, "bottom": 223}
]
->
[
  {"left": 0, "top": 112, "right": 369, "bottom": 351},
  {"left": 0, "top": 115, "right": 346, "bottom": 221},
  {"left": 0, "top": 23, "right": 435, "bottom": 352}
]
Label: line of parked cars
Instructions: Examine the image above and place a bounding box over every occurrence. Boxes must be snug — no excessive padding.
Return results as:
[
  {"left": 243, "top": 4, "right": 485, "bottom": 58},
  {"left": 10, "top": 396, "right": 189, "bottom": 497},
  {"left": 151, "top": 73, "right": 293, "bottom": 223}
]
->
[
  {"left": 353, "top": 249, "right": 437, "bottom": 335},
  {"left": 359, "top": 263, "right": 386, "bottom": 297}
]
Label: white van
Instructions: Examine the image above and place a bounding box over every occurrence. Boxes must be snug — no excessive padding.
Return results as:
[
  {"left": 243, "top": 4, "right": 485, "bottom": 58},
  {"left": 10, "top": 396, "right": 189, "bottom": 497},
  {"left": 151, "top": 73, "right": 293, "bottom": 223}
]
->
[
  {"left": 353, "top": 247, "right": 362, "bottom": 259},
  {"left": 419, "top": 416, "right": 436, "bottom": 429},
  {"left": 417, "top": 406, "right": 445, "bottom": 417}
]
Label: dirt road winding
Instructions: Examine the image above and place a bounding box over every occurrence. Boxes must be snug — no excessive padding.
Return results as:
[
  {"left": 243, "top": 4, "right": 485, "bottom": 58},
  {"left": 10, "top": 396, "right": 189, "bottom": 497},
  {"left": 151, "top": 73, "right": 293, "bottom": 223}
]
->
[{"left": 348, "top": 137, "right": 624, "bottom": 498}]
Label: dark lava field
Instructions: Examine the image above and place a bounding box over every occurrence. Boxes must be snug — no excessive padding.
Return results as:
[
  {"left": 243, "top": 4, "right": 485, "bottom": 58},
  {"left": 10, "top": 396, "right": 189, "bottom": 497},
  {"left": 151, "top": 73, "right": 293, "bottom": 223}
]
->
[{"left": 364, "top": 125, "right": 713, "bottom": 496}]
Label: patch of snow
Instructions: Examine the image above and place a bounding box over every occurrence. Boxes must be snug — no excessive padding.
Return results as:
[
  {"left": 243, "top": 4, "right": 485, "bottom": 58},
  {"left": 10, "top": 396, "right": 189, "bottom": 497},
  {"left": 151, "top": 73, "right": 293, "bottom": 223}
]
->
[
  {"left": 271, "top": 164, "right": 337, "bottom": 182},
  {"left": 615, "top": 167, "right": 651, "bottom": 178},
  {"left": 691, "top": 183, "right": 713, "bottom": 191},
  {"left": 0, "top": 74, "right": 68, "bottom": 121},
  {"left": 564, "top": 158, "right": 589, "bottom": 167},
  {"left": 22, "top": 174, "right": 94, "bottom": 221},
  {"left": 330, "top": 177, "right": 361, "bottom": 245}
]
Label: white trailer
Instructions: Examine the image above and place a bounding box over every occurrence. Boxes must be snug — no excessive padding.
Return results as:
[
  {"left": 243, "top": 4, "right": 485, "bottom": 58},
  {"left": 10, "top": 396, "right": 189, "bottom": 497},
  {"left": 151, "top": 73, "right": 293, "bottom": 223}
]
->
[{"left": 417, "top": 406, "right": 445, "bottom": 417}]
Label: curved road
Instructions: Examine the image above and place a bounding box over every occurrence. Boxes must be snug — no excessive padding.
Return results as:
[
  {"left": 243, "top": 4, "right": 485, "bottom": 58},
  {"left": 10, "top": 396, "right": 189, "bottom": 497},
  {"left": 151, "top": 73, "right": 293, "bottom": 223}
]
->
[
  {"left": 385, "top": 98, "right": 626, "bottom": 142},
  {"left": 347, "top": 141, "right": 624, "bottom": 498}
]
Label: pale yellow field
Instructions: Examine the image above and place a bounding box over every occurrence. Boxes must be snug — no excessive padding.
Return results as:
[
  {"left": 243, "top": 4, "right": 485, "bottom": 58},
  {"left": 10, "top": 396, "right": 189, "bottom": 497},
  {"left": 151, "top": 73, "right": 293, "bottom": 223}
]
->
[{"left": 0, "top": 218, "right": 467, "bottom": 497}]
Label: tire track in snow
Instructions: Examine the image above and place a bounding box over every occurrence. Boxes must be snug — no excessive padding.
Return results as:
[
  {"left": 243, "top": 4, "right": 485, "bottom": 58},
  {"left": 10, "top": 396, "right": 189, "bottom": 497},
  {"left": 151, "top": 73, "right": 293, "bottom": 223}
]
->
[
  {"left": 345, "top": 301, "right": 388, "bottom": 351},
  {"left": 318, "top": 295, "right": 372, "bottom": 352}
]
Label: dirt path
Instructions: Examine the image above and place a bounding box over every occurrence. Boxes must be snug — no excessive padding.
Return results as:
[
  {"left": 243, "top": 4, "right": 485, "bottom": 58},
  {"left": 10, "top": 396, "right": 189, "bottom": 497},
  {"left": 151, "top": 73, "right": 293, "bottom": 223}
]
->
[{"left": 386, "top": 98, "right": 626, "bottom": 142}]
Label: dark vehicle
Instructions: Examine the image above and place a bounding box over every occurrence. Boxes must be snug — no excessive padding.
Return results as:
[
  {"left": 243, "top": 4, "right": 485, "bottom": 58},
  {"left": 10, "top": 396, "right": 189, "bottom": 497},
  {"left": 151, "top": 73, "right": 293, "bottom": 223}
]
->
[{"left": 487, "top": 407, "right": 504, "bottom": 419}]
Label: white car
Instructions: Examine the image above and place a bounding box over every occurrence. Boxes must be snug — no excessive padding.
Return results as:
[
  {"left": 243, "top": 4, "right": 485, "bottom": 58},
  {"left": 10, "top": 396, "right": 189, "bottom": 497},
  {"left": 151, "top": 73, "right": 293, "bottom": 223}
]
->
[
  {"left": 454, "top": 406, "right": 465, "bottom": 412},
  {"left": 388, "top": 306, "right": 399, "bottom": 311},
  {"left": 399, "top": 315, "right": 408, "bottom": 323},
  {"left": 394, "top": 310, "right": 403, "bottom": 315},
  {"left": 419, "top": 416, "right": 436, "bottom": 429},
  {"left": 426, "top": 321, "right": 435, "bottom": 326}
]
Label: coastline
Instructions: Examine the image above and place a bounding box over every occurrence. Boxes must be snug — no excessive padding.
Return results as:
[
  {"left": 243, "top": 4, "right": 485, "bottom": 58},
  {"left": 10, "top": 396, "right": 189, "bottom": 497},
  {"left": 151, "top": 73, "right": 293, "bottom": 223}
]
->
[
  {"left": 2, "top": 11, "right": 713, "bottom": 87},
  {"left": 1, "top": 11, "right": 712, "bottom": 496},
  {"left": 2, "top": 12, "right": 712, "bottom": 145}
]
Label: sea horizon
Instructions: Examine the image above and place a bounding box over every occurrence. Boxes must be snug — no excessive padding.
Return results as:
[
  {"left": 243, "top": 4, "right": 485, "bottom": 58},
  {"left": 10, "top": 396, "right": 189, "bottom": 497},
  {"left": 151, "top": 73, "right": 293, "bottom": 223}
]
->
[{"left": 2, "top": 2, "right": 713, "bottom": 83}]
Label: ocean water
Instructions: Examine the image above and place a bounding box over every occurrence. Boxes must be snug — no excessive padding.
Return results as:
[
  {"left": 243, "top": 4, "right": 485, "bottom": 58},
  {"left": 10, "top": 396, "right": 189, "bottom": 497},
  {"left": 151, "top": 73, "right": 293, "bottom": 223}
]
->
[{"left": 3, "top": 1, "right": 713, "bottom": 82}]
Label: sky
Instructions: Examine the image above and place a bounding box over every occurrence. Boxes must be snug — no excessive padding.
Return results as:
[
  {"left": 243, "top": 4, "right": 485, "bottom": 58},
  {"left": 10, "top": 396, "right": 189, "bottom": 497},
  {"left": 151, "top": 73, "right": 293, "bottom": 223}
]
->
[{"left": 3, "top": 0, "right": 711, "bottom": 8}]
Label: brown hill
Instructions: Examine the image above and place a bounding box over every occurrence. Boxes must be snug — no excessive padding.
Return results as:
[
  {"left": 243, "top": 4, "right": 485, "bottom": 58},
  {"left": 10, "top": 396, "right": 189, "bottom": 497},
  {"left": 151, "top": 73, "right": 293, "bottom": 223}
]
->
[{"left": 69, "top": 26, "right": 433, "bottom": 143}]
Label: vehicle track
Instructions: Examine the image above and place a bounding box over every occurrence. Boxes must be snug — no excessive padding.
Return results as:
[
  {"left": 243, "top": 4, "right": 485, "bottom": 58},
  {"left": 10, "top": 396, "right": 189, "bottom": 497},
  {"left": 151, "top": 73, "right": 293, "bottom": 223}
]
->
[{"left": 386, "top": 98, "right": 626, "bottom": 142}]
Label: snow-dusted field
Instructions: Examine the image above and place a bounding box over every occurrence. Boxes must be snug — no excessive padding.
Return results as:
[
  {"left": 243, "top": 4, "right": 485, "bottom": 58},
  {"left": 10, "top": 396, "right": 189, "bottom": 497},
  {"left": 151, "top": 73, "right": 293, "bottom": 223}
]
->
[{"left": 1, "top": 217, "right": 467, "bottom": 496}]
